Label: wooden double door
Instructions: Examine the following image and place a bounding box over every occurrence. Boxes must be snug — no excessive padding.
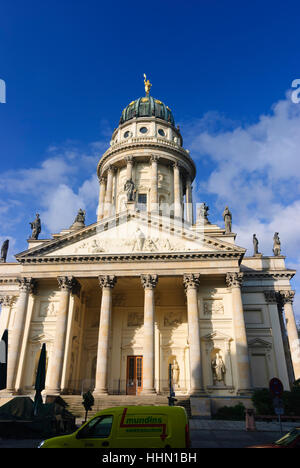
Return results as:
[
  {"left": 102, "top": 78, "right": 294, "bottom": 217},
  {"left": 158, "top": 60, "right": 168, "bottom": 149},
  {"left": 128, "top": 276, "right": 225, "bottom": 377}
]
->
[{"left": 126, "top": 356, "right": 143, "bottom": 395}]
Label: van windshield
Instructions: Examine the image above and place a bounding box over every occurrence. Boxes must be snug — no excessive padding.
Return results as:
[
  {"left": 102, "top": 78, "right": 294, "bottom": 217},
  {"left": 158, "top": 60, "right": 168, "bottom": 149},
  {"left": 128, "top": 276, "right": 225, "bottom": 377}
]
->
[{"left": 78, "top": 415, "right": 113, "bottom": 439}]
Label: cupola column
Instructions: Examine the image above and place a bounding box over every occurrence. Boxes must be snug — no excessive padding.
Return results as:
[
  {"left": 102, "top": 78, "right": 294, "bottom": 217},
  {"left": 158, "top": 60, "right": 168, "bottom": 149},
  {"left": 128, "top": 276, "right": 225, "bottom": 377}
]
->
[
  {"left": 97, "top": 176, "right": 107, "bottom": 221},
  {"left": 104, "top": 165, "right": 115, "bottom": 218},
  {"left": 186, "top": 177, "right": 193, "bottom": 224},
  {"left": 150, "top": 155, "right": 159, "bottom": 213},
  {"left": 125, "top": 156, "right": 134, "bottom": 181},
  {"left": 173, "top": 162, "right": 182, "bottom": 219}
]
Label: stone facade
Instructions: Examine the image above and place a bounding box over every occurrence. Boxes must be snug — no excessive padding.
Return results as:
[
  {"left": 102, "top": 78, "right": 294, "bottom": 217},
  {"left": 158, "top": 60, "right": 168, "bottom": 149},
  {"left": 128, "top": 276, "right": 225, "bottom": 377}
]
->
[{"left": 0, "top": 91, "right": 299, "bottom": 415}]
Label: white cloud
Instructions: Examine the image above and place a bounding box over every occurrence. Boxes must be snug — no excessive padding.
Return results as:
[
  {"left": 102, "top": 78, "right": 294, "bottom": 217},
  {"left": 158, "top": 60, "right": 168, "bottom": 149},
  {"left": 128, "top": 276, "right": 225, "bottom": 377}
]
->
[{"left": 184, "top": 93, "right": 300, "bottom": 318}]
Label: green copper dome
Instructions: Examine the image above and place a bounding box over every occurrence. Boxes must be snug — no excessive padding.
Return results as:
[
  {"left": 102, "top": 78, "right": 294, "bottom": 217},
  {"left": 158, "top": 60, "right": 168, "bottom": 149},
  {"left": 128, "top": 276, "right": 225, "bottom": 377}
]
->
[{"left": 119, "top": 96, "right": 175, "bottom": 126}]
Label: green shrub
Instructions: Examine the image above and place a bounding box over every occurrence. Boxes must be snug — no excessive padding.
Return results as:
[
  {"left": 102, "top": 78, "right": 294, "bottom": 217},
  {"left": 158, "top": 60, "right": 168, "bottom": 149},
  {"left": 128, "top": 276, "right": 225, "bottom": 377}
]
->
[
  {"left": 213, "top": 403, "right": 245, "bottom": 420},
  {"left": 251, "top": 389, "right": 273, "bottom": 415},
  {"left": 252, "top": 385, "right": 300, "bottom": 416}
]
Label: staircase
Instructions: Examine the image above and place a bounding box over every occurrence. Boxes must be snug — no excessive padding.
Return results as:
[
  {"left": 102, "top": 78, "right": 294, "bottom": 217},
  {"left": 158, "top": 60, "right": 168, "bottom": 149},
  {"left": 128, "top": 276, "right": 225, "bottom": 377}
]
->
[{"left": 61, "top": 395, "right": 191, "bottom": 419}]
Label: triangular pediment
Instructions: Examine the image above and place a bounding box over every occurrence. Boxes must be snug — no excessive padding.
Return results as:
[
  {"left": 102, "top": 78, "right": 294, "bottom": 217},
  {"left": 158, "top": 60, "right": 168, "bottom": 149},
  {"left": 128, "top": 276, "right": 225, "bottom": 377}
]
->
[{"left": 16, "top": 211, "right": 246, "bottom": 261}]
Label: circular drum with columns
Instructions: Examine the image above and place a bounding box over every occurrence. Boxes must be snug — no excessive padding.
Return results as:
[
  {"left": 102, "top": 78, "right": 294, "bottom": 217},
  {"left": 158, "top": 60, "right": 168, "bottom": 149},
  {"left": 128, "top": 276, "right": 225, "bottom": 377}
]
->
[{"left": 96, "top": 93, "right": 196, "bottom": 221}]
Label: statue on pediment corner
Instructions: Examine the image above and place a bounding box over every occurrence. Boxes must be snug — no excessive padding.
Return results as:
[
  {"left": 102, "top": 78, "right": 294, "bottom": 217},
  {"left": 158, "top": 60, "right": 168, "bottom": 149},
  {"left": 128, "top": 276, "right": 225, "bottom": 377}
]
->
[
  {"left": 273, "top": 232, "right": 281, "bottom": 256},
  {"left": 29, "top": 213, "right": 41, "bottom": 239},
  {"left": 223, "top": 206, "right": 232, "bottom": 233},
  {"left": 0, "top": 239, "right": 9, "bottom": 263}
]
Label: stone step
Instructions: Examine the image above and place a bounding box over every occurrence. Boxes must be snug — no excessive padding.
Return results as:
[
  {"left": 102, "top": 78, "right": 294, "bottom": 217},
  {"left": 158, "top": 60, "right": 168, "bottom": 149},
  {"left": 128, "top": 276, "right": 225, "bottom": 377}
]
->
[{"left": 61, "top": 395, "right": 191, "bottom": 419}]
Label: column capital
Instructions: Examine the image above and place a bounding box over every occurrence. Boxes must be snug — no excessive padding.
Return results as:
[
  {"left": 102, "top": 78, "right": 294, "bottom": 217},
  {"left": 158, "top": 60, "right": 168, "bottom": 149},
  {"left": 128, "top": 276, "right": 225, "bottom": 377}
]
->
[
  {"left": 99, "top": 175, "right": 107, "bottom": 184},
  {"left": 57, "top": 276, "right": 80, "bottom": 295},
  {"left": 107, "top": 164, "right": 116, "bottom": 174},
  {"left": 172, "top": 160, "right": 181, "bottom": 169},
  {"left": 140, "top": 274, "right": 158, "bottom": 290},
  {"left": 263, "top": 290, "right": 279, "bottom": 304},
  {"left": 226, "top": 272, "right": 243, "bottom": 288},
  {"left": 183, "top": 273, "right": 200, "bottom": 290},
  {"left": 279, "top": 290, "right": 295, "bottom": 304},
  {"left": 150, "top": 154, "right": 159, "bottom": 163},
  {"left": 124, "top": 155, "right": 134, "bottom": 163},
  {"left": 17, "top": 277, "right": 37, "bottom": 294},
  {"left": 98, "top": 275, "right": 117, "bottom": 289},
  {"left": 0, "top": 294, "right": 17, "bottom": 307}
]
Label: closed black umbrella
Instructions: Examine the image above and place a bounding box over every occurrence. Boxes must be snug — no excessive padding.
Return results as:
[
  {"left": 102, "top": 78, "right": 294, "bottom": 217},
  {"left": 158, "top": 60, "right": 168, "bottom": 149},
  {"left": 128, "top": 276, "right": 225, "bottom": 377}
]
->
[
  {"left": 33, "top": 343, "right": 46, "bottom": 416},
  {"left": 0, "top": 330, "right": 8, "bottom": 390}
]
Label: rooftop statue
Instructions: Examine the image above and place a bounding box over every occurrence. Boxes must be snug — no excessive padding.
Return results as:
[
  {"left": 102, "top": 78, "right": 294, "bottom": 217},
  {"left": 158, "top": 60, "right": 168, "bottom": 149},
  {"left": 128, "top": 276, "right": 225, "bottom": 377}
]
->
[
  {"left": 273, "top": 232, "right": 281, "bottom": 256},
  {"left": 143, "top": 73, "right": 152, "bottom": 96},
  {"left": 253, "top": 234, "right": 260, "bottom": 255},
  {"left": 0, "top": 239, "right": 9, "bottom": 263},
  {"left": 29, "top": 213, "right": 41, "bottom": 240},
  {"left": 70, "top": 209, "right": 86, "bottom": 231},
  {"left": 223, "top": 206, "right": 232, "bottom": 233}
]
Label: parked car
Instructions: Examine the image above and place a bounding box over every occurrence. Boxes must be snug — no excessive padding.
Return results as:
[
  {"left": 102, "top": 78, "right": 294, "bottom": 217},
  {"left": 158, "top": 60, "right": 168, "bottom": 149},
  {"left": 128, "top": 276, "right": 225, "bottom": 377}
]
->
[
  {"left": 38, "top": 405, "right": 190, "bottom": 448},
  {"left": 249, "top": 428, "right": 300, "bottom": 448}
]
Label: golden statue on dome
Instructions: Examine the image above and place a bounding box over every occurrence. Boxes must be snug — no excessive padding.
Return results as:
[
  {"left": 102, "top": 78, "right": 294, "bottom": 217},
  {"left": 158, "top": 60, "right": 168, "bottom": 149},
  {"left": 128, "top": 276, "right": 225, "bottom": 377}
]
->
[{"left": 143, "top": 73, "right": 152, "bottom": 96}]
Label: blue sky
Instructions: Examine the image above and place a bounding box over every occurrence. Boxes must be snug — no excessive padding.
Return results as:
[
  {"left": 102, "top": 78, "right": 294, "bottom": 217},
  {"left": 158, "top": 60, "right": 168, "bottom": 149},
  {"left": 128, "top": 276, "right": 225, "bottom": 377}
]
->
[{"left": 1, "top": 0, "right": 300, "bottom": 317}]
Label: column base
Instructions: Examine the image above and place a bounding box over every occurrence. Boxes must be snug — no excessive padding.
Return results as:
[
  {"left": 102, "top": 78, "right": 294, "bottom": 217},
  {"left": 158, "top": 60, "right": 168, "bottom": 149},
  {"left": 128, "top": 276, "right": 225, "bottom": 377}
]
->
[
  {"left": 45, "top": 389, "right": 61, "bottom": 396},
  {"left": 93, "top": 389, "right": 109, "bottom": 397},
  {"left": 0, "top": 388, "right": 16, "bottom": 396},
  {"left": 140, "top": 389, "right": 157, "bottom": 395}
]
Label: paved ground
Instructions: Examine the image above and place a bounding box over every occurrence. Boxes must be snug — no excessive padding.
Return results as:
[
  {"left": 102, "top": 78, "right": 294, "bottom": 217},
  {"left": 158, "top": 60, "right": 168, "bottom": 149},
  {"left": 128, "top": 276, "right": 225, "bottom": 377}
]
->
[
  {"left": 190, "top": 419, "right": 299, "bottom": 448},
  {"left": 0, "top": 420, "right": 298, "bottom": 448}
]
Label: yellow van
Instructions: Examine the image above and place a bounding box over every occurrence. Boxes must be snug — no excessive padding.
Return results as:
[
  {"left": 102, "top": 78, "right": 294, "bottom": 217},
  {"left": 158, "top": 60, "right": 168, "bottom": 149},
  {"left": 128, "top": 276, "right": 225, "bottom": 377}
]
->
[{"left": 38, "top": 405, "right": 190, "bottom": 448}]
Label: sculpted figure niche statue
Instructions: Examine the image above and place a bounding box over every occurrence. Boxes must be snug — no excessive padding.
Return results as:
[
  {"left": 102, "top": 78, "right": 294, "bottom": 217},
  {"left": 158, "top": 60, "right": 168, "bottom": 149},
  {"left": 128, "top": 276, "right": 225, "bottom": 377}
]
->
[
  {"left": 211, "top": 352, "right": 226, "bottom": 386},
  {"left": 29, "top": 213, "right": 41, "bottom": 239},
  {"left": 124, "top": 179, "right": 136, "bottom": 202},
  {"left": 222, "top": 206, "right": 232, "bottom": 233},
  {"left": 171, "top": 358, "right": 180, "bottom": 387},
  {"left": 0, "top": 239, "right": 9, "bottom": 263},
  {"left": 273, "top": 232, "right": 281, "bottom": 256}
]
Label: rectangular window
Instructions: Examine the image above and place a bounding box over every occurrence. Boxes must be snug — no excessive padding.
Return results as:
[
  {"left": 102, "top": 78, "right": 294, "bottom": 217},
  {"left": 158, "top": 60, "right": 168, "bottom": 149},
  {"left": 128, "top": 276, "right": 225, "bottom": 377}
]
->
[{"left": 137, "top": 193, "right": 147, "bottom": 211}]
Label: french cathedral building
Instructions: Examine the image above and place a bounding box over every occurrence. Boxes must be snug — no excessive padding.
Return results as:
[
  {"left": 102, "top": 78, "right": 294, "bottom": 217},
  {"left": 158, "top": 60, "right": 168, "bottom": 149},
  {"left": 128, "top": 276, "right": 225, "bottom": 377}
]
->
[{"left": 0, "top": 79, "right": 299, "bottom": 415}]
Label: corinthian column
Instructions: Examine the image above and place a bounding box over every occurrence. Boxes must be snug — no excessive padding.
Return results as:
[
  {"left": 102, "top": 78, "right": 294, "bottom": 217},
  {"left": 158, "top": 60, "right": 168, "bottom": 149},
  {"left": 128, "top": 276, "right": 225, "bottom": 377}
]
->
[
  {"left": 97, "top": 176, "right": 107, "bottom": 221},
  {"left": 173, "top": 161, "right": 182, "bottom": 219},
  {"left": 46, "top": 277, "right": 79, "bottom": 394},
  {"left": 280, "top": 290, "right": 300, "bottom": 380},
  {"left": 103, "top": 166, "right": 115, "bottom": 218},
  {"left": 6, "top": 278, "right": 36, "bottom": 393},
  {"left": 226, "top": 272, "right": 251, "bottom": 393},
  {"left": 141, "top": 274, "right": 158, "bottom": 394},
  {"left": 94, "top": 275, "right": 117, "bottom": 395},
  {"left": 185, "top": 178, "right": 193, "bottom": 224},
  {"left": 183, "top": 273, "right": 203, "bottom": 395},
  {"left": 125, "top": 155, "right": 134, "bottom": 180},
  {"left": 150, "top": 155, "right": 159, "bottom": 213},
  {"left": 0, "top": 295, "right": 16, "bottom": 340}
]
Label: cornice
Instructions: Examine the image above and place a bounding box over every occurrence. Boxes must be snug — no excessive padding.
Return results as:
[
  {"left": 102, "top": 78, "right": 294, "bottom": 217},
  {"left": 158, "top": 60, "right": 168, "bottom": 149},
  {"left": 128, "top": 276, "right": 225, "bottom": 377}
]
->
[
  {"left": 97, "top": 138, "right": 196, "bottom": 179},
  {"left": 243, "top": 270, "right": 296, "bottom": 280},
  {"left": 16, "top": 250, "right": 244, "bottom": 265}
]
